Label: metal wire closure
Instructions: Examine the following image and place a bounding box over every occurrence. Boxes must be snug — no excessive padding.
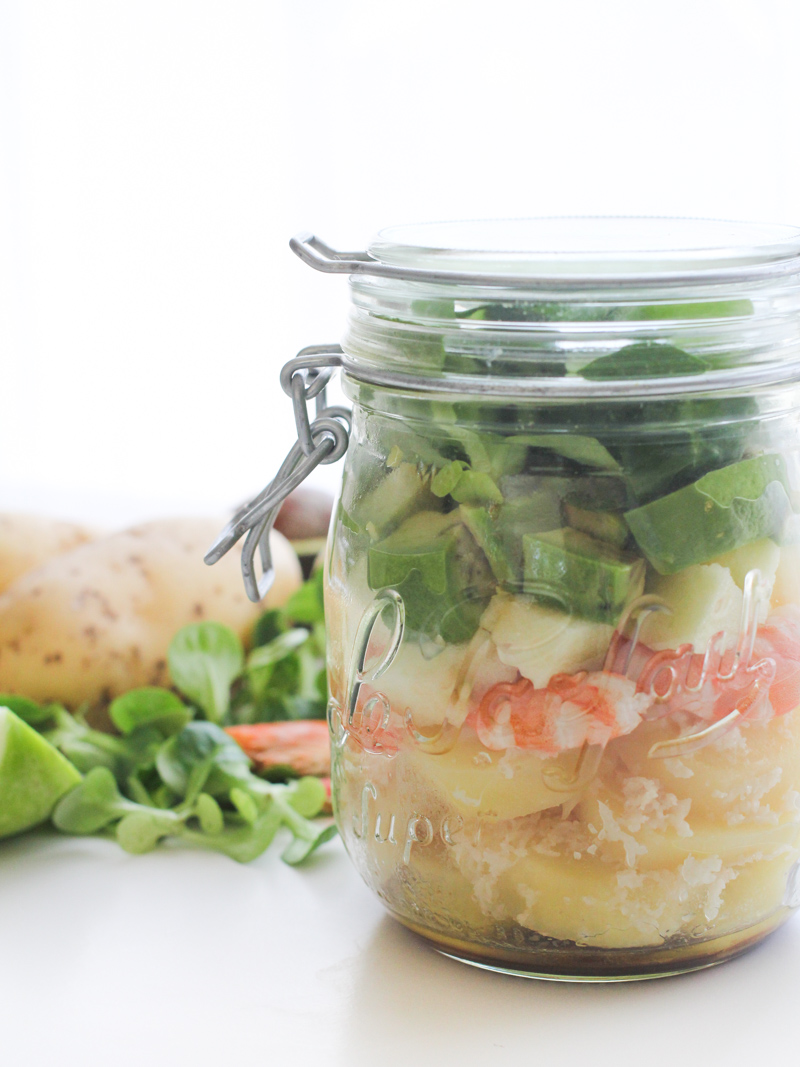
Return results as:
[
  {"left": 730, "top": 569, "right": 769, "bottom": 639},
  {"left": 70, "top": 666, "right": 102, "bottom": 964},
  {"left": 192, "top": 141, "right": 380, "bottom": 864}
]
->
[{"left": 204, "top": 345, "right": 349, "bottom": 602}]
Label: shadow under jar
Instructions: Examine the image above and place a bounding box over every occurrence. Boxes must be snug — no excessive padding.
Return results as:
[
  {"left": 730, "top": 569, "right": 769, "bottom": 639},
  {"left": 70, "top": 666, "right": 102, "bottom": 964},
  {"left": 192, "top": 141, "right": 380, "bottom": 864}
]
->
[{"left": 220, "top": 217, "right": 800, "bottom": 980}]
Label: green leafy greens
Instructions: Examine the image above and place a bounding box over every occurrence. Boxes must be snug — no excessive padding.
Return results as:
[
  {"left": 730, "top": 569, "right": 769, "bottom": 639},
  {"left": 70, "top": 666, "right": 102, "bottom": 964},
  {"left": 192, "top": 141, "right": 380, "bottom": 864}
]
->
[{"left": 5, "top": 571, "right": 335, "bottom": 866}]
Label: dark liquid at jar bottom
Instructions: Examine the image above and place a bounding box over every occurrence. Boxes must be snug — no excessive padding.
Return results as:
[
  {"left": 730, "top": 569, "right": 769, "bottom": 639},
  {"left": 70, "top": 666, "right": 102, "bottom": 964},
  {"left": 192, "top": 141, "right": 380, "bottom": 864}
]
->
[{"left": 390, "top": 908, "right": 791, "bottom": 981}]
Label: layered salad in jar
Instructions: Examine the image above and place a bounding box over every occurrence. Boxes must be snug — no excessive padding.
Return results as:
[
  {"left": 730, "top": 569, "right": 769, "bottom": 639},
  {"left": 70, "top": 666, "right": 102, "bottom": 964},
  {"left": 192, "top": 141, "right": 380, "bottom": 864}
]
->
[{"left": 326, "top": 295, "right": 800, "bottom": 973}]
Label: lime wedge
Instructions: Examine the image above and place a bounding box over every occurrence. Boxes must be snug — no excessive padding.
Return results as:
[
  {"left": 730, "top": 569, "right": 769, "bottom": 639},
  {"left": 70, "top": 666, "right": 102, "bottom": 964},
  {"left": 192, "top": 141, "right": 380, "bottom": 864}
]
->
[{"left": 0, "top": 706, "right": 81, "bottom": 839}]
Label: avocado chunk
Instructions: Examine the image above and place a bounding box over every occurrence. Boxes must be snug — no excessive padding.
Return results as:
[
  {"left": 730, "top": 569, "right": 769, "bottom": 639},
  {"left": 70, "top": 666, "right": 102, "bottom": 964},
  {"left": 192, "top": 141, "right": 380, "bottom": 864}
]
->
[
  {"left": 350, "top": 461, "right": 440, "bottom": 538},
  {"left": 459, "top": 505, "right": 515, "bottom": 585},
  {"left": 460, "top": 486, "right": 564, "bottom": 589},
  {"left": 624, "top": 454, "right": 795, "bottom": 575},
  {"left": 367, "top": 510, "right": 494, "bottom": 643},
  {"left": 523, "top": 528, "right": 645, "bottom": 624},
  {"left": 562, "top": 503, "right": 629, "bottom": 550}
]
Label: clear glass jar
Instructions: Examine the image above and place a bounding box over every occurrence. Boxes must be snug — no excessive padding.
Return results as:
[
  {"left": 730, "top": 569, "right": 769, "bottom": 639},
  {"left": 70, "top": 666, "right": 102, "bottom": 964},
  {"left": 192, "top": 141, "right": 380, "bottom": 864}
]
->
[
  {"left": 213, "top": 217, "right": 800, "bottom": 980},
  {"left": 319, "top": 218, "right": 800, "bottom": 980}
]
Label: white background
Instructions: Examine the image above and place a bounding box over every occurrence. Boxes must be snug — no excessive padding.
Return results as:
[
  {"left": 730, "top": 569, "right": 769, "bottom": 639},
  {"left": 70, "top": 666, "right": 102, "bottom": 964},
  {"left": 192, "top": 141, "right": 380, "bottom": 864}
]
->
[
  {"left": 2, "top": 6, "right": 800, "bottom": 1062},
  {"left": 2, "top": 0, "right": 800, "bottom": 527}
]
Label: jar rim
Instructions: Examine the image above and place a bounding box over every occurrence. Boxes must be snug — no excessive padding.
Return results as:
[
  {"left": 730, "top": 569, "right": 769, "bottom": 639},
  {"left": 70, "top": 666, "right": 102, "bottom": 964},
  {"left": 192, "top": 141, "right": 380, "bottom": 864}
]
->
[
  {"left": 293, "top": 223, "right": 800, "bottom": 398},
  {"left": 367, "top": 216, "right": 800, "bottom": 284}
]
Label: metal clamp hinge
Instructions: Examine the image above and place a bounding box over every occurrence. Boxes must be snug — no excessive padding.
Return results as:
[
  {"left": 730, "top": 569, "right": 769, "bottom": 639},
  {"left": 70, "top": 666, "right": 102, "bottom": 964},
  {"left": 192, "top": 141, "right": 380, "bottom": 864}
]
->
[{"left": 204, "top": 344, "right": 350, "bottom": 602}]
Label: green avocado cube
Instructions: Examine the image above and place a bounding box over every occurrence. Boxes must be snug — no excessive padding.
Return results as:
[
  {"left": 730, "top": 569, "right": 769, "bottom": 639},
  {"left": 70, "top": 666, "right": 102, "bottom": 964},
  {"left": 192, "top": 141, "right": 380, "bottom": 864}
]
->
[
  {"left": 624, "top": 453, "right": 795, "bottom": 575},
  {"left": 523, "top": 528, "right": 645, "bottom": 624}
]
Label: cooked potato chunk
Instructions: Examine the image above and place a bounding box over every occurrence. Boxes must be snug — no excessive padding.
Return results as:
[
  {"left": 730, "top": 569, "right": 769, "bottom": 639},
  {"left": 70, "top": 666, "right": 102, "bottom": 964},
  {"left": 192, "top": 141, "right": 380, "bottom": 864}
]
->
[
  {"left": 0, "top": 518, "right": 301, "bottom": 708},
  {"left": 0, "top": 513, "right": 96, "bottom": 593}
]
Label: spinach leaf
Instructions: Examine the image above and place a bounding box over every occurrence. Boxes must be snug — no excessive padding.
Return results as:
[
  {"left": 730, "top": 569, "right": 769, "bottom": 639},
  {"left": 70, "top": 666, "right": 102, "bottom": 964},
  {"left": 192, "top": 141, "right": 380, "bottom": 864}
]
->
[
  {"left": 247, "top": 629, "right": 310, "bottom": 673},
  {"left": 179, "top": 805, "right": 285, "bottom": 864},
  {"left": 52, "top": 728, "right": 336, "bottom": 865},
  {"left": 580, "top": 342, "right": 707, "bottom": 380},
  {"left": 507, "top": 434, "right": 620, "bottom": 471},
  {"left": 116, "top": 809, "right": 186, "bottom": 854},
  {"left": 251, "top": 609, "right": 286, "bottom": 648}
]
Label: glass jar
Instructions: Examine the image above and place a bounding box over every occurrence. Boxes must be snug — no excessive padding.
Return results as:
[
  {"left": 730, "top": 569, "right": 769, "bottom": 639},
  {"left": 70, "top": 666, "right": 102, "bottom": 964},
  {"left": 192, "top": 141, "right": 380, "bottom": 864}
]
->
[{"left": 213, "top": 218, "right": 800, "bottom": 980}]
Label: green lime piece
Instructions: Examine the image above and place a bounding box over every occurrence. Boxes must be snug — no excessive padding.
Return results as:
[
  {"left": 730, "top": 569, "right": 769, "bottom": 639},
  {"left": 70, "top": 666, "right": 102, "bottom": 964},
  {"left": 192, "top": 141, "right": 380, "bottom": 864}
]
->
[
  {"left": 523, "top": 528, "right": 645, "bottom": 624},
  {"left": 624, "top": 454, "right": 794, "bottom": 575},
  {"left": 367, "top": 510, "right": 493, "bottom": 642},
  {"left": 0, "top": 706, "right": 81, "bottom": 839}
]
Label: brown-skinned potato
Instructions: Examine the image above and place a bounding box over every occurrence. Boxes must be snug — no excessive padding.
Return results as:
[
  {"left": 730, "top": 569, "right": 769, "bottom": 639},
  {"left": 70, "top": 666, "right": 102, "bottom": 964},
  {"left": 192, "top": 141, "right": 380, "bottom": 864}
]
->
[
  {"left": 0, "top": 513, "right": 96, "bottom": 594},
  {"left": 0, "top": 518, "right": 301, "bottom": 709}
]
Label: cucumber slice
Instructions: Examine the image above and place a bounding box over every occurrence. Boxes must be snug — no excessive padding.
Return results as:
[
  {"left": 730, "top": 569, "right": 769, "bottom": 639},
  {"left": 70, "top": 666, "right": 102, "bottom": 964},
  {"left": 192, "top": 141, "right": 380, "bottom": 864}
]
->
[
  {"left": 625, "top": 454, "right": 794, "bottom": 575},
  {"left": 367, "top": 511, "right": 494, "bottom": 643},
  {"left": 523, "top": 528, "right": 645, "bottom": 624}
]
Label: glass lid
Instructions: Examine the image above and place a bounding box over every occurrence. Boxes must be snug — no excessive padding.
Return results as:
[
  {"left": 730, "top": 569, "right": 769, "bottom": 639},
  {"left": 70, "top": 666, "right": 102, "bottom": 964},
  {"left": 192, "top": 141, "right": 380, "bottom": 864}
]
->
[{"left": 368, "top": 217, "right": 800, "bottom": 279}]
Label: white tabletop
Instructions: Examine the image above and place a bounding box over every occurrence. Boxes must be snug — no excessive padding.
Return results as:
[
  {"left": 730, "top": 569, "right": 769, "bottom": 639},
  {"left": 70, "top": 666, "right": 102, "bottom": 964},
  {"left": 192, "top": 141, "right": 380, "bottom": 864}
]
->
[{"left": 1, "top": 829, "right": 797, "bottom": 1067}]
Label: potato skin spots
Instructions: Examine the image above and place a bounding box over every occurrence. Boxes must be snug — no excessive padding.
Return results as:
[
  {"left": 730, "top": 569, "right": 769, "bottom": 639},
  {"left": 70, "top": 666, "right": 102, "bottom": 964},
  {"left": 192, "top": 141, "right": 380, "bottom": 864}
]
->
[
  {"left": 0, "top": 519, "right": 301, "bottom": 708},
  {"left": 0, "top": 514, "right": 96, "bottom": 594}
]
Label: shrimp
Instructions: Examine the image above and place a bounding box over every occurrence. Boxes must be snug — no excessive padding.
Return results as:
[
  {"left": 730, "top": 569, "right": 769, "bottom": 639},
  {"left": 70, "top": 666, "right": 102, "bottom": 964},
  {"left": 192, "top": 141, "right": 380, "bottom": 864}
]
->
[
  {"left": 610, "top": 605, "right": 800, "bottom": 727},
  {"left": 475, "top": 671, "right": 652, "bottom": 754},
  {"left": 752, "top": 606, "right": 800, "bottom": 718},
  {"left": 225, "top": 720, "right": 331, "bottom": 777},
  {"left": 473, "top": 607, "right": 800, "bottom": 756}
]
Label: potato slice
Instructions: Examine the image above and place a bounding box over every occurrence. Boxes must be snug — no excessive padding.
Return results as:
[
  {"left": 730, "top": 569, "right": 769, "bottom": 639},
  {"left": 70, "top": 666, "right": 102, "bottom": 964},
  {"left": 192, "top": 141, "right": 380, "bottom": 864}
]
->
[
  {"left": 403, "top": 731, "right": 588, "bottom": 821},
  {"left": 609, "top": 711, "right": 800, "bottom": 825},
  {"left": 710, "top": 538, "right": 780, "bottom": 595},
  {"left": 0, "top": 518, "right": 300, "bottom": 708},
  {"left": 643, "top": 563, "right": 743, "bottom": 652},
  {"left": 481, "top": 592, "right": 612, "bottom": 688},
  {"left": 772, "top": 544, "right": 800, "bottom": 610}
]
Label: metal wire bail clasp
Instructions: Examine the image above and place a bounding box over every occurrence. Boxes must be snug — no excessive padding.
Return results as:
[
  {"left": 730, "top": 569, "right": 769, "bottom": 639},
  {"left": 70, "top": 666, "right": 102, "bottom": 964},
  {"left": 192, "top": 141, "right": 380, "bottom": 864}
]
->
[{"left": 204, "top": 344, "right": 350, "bottom": 602}]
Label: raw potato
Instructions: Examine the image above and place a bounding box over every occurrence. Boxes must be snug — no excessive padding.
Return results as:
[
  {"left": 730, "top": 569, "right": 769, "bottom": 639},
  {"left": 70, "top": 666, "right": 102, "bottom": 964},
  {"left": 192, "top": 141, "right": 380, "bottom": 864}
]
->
[
  {"left": 403, "top": 732, "right": 588, "bottom": 820},
  {"left": 0, "top": 514, "right": 96, "bottom": 593},
  {"left": 0, "top": 518, "right": 301, "bottom": 708}
]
